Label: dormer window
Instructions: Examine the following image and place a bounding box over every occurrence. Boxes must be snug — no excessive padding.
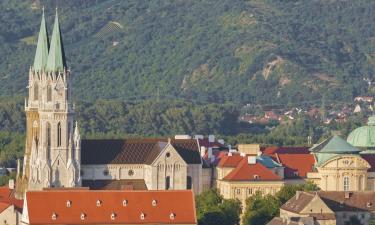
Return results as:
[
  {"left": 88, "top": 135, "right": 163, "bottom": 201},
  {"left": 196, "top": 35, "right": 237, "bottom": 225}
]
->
[
  {"left": 293, "top": 171, "right": 299, "bottom": 177},
  {"left": 169, "top": 213, "right": 175, "bottom": 220},
  {"left": 367, "top": 202, "right": 372, "bottom": 208},
  {"left": 140, "top": 212, "right": 145, "bottom": 220},
  {"left": 122, "top": 199, "right": 128, "bottom": 206},
  {"left": 110, "top": 212, "right": 116, "bottom": 220},
  {"left": 103, "top": 170, "right": 109, "bottom": 176},
  {"left": 253, "top": 175, "right": 259, "bottom": 180},
  {"left": 66, "top": 200, "right": 72, "bottom": 208},
  {"left": 80, "top": 213, "right": 86, "bottom": 220},
  {"left": 152, "top": 199, "right": 157, "bottom": 206},
  {"left": 96, "top": 200, "right": 102, "bottom": 207},
  {"left": 51, "top": 213, "right": 57, "bottom": 220}
]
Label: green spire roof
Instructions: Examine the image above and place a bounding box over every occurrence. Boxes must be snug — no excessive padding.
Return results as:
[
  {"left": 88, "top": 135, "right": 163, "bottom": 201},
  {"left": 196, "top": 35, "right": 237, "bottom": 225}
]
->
[
  {"left": 347, "top": 115, "right": 375, "bottom": 148},
  {"left": 310, "top": 135, "right": 360, "bottom": 154},
  {"left": 33, "top": 8, "right": 49, "bottom": 72},
  {"left": 46, "top": 9, "right": 67, "bottom": 72}
]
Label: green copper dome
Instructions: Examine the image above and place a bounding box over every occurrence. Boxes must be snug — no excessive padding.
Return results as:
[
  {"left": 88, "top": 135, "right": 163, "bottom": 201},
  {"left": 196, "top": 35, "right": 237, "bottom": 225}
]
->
[{"left": 347, "top": 116, "right": 375, "bottom": 148}]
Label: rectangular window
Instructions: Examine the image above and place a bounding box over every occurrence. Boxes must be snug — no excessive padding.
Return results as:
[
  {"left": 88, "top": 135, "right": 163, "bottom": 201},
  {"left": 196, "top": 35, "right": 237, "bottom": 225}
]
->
[{"left": 236, "top": 189, "right": 241, "bottom": 195}]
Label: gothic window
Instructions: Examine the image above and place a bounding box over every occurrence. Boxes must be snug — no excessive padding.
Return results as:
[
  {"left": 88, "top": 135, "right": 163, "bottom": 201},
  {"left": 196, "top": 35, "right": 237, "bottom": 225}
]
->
[
  {"left": 47, "top": 85, "right": 52, "bottom": 102},
  {"left": 343, "top": 176, "right": 350, "bottom": 191},
  {"left": 47, "top": 122, "right": 51, "bottom": 148},
  {"left": 57, "top": 122, "right": 62, "bottom": 147},
  {"left": 165, "top": 176, "right": 170, "bottom": 190},
  {"left": 187, "top": 176, "right": 192, "bottom": 190},
  {"left": 34, "top": 83, "right": 39, "bottom": 100}
]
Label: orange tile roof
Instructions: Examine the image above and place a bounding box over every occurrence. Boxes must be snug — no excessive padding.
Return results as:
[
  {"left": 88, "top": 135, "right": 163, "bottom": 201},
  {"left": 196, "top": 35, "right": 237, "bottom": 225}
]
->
[
  {"left": 223, "top": 158, "right": 282, "bottom": 181},
  {"left": 0, "top": 186, "right": 23, "bottom": 212},
  {"left": 277, "top": 154, "right": 315, "bottom": 178},
  {"left": 262, "top": 146, "right": 310, "bottom": 157},
  {"left": 26, "top": 189, "right": 196, "bottom": 225},
  {"left": 217, "top": 154, "right": 243, "bottom": 167},
  {"left": 0, "top": 202, "right": 10, "bottom": 213}
]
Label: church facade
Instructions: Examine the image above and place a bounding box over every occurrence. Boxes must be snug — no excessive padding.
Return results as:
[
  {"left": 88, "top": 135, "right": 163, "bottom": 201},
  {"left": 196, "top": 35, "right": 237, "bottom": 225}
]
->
[{"left": 16, "top": 10, "right": 210, "bottom": 198}]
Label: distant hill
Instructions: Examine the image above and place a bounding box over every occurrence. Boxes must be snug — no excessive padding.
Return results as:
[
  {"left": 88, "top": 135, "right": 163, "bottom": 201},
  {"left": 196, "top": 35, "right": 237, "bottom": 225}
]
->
[{"left": 0, "top": 0, "right": 374, "bottom": 105}]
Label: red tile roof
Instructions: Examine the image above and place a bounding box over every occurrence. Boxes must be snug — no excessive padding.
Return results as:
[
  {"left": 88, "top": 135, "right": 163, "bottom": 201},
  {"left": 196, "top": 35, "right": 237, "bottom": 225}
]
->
[
  {"left": 277, "top": 154, "right": 315, "bottom": 178},
  {"left": 361, "top": 154, "right": 375, "bottom": 172},
  {"left": 217, "top": 154, "right": 243, "bottom": 168},
  {"left": 0, "top": 202, "right": 11, "bottom": 213},
  {"left": 26, "top": 190, "right": 196, "bottom": 225},
  {"left": 223, "top": 158, "right": 282, "bottom": 181},
  {"left": 0, "top": 186, "right": 23, "bottom": 212}
]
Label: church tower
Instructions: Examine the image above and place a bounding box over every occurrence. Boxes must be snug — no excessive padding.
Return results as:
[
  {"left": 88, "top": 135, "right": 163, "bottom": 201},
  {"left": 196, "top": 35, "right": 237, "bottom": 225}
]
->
[{"left": 16, "top": 9, "right": 81, "bottom": 197}]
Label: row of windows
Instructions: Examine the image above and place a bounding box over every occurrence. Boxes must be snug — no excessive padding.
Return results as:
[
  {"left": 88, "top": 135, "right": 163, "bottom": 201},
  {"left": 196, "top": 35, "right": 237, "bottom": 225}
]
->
[
  {"left": 33, "top": 84, "right": 68, "bottom": 101},
  {"left": 235, "top": 187, "right": 277, "bottom": 195},
  {"left": 46, "top": 122, "right": 62, "bottom": 148}
]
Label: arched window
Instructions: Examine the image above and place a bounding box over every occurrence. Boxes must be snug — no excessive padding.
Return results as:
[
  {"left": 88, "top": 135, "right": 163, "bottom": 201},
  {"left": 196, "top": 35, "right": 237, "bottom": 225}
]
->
[
  {"left": 46, "top": 122, "right": 51, "bottom": 148},
  {"left": 34, "top": 83, "right": 39, "bottom": 100},
  {"left": 187, "top": 176, "right": 192, "bottom": 190},
  {"left": 57, "top": 122, "right": 62, "bottom": 147},
  {"left": 47, "top": 85, "right": 52, "bottom": 102},
  {"left": 165, "top": 176, "right": 170, "bottom": 190},
  {"left": 343, "top": 176, "right": 350, "bottom": 191}
]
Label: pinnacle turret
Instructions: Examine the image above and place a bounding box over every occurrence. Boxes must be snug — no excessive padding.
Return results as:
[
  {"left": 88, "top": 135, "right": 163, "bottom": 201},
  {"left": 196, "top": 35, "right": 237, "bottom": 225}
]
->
[
  {"left": 46, "top": 9, "right": 67, "bottom": 72},
  {"left": 33, "top": 7, "right": 49, "bottom": 72}
]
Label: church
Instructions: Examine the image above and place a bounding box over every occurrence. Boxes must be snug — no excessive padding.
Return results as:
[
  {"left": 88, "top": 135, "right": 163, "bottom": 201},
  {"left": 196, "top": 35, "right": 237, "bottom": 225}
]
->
[{"left": 15, "top": 10, "right": 211, "bottom": 198}]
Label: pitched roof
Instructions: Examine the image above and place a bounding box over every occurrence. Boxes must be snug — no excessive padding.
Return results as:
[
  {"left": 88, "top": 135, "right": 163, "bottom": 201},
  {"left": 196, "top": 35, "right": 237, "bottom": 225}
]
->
[
  {"left": 82, "top": 180, "right": 148, "bottom": 190},
  {"left": 81, "top": 138, "right": 201, "bottom": 165},
  {"left": 281, "top": 192, "right": 316, "bottom": 213},
  {"left": 318, "top": 191, "right": 375, "bottom": 212},
  {"left": 46, "top": 10, "right": 66, "bottom": 72},
  {"left": 33, "top": 9, "right": 49, "bottom": 72},
  {"left": 223, "top": 158, "right": 282, "bottom": 181},
  {"left": 361, "top": 154, "right": 375, "bottom": 172},
  {"left": 26, "top": 190, "right": 197, "bottom": 225},
  {"left": 262, "top": 146, "right": 310, "bottom": 157},
  {"left": 277, "top": 154, "right": 315, "bottom": 178},
  {"left": 0, "top": 186, "right": 23, "bottom": 213},
  {"left": 309, "top": 136, "right": 360, "bottom": 154},
  {"left": 217, "top": 154, "right": 243, "bottom": 167},
  {"left": 266, "top": 217, "right": 314, "bottom": 225}
]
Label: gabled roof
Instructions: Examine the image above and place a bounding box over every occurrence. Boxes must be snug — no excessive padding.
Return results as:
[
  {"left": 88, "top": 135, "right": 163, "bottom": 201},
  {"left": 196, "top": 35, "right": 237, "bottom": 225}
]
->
[
  {"left": 46, "top": 10, "right": 66, "bottom": 72},
  {"left": 25, "top": 190, "right": 197, "bottom": 225},
  {"left": 33, "top": 9, "right": 49, "bottom": 72},
  {"left": 309, "top": 136, "right": 360, "bottom": 154},
  {"left": 223, "top": 158, "right": 282, "bottom": 181},
  {"left": 263, "top": 146, "right": 310, "bottom": 157},
  {"left": 217, "top": 154, "right": 243, "bottom": 167},
  {"left": 0, "top": 186, "right": 23, "bottom": 213},
  {"left": 81, "top": 138, "right": 201, "bottom": 165},
  {"left": 281, "top": 192, "right": 316, "bottom": 213},
  {"left": 277, "top": 154, "right": 315, "bottom": 178}
]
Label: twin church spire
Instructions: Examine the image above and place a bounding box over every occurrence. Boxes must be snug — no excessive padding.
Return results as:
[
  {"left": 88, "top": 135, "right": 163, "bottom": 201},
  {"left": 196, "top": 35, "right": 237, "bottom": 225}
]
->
[{"left": 33, "top": 8, "right": 66, "bottom": 72}]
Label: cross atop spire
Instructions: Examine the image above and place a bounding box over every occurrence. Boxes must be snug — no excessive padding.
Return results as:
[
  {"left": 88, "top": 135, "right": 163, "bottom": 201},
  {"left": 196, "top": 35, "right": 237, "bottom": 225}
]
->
[
  {"left": 33, "top": 7, "right": 49, "bottom": 72},
  {"left": 46, "top": 8, "right": 67, "bottom": 72}
]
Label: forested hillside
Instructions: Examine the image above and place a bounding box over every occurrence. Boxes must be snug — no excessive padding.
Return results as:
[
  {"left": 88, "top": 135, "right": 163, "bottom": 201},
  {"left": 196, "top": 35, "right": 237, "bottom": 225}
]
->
[{"left": 1, "top": 0, "right": 375, "bottom": 105}]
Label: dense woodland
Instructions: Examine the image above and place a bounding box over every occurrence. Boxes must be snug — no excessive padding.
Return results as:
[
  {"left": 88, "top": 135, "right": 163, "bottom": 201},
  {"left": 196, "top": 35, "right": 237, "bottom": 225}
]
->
[{"left": 0, "top": 1, "right": 374, "bottom": 167}]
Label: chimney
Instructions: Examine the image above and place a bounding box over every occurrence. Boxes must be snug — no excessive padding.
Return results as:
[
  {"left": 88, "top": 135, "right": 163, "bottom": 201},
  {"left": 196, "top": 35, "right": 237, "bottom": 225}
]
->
[
  {"left": 247, "top": 156, "right": 256, "bottom": 164},
  {"left": 208, "top": 135, "right": 215, "bottom": 143},
  {"left": 200, "top": 146, "right": 206, "bottom": 157},
  {"left": 344, "top": 192, "right": 351, "bottom": 199},
  {"left": 218, "top": 139, "right": 224, "bottom": 145},
  {"left": 8, "top": 179, "right": 14, "bottom": 190},
  {"left": 208, "top": 147, "right": 213, "bottom": 160}
]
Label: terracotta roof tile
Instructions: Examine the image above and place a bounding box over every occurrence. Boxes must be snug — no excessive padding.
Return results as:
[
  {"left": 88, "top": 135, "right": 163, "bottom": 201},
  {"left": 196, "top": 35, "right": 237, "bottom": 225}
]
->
[
  {"left": 262, "top": 146, "right": 310, "bottom": 157},
  {"left": 0, "top": 186, "right": 23, "bottom": 212},
  {"left": 277, "top": 154, "right": 315, "bottom": 178},
  {"left": 217, "top": 154, "right": 243, "bottom": 167},
  {"left": 318, "top": 191, "right": 375, "bottom": 211},
  {"left": 26, "top": 190, "right": 197, "bottom": 225},
  {"left": 223, "top": 158, "right": 282, "bottom": 181},
  {"left": 0, "top": 202, "right": 10, "bottom": 213},
  {"left": 281, "top": 192, "right": 315, "bottom": 213},
  {"left": 81, "top": 138, "right": 201, "bottom": 165}
]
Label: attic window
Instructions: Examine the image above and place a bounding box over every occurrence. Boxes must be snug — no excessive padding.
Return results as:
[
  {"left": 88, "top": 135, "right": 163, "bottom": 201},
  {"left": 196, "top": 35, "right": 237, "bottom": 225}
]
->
[
  {"left": 367, "top": 202, "right": 372, "bottom": 208},
  {"left": 80, "top": 213, "right": 86, "bottom": 220},
  {"left": 170, "top": 213, "right": 176, "bottom": 220},
  {"left": 51, "top": 213, "right": 57, "bottom": 220},
  {"left": 140, "top": 212, "right": 145, "bottom": 220},
  {"left": 253, "top": 175, "right": 260, "bottom": 180},
  {"left": 166, "top": 152, "right": 171, "bottom": 158},
  {"left": 103, "top": 170, "right": 109, "bottom": 176},
  {"left": 110, "top": 212, "right": 116, "bottom": 220},
  {"left": 66, "top": 200, "right": 72, "bottom": 207},
  {"left": 293, "top": 171, "right": 299, "bottom": 177},
  {"left": 152, "top": 199, "right": 157, "bottom": 206},
  {"left": 122, "top": 199, "right": 128, "bottom": 206},
  {"left": 96, "top": 200, "right": 102, "bottom": 207},
  {"left": 128, "top": 170, "right": 134, "bottom": 176}
]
